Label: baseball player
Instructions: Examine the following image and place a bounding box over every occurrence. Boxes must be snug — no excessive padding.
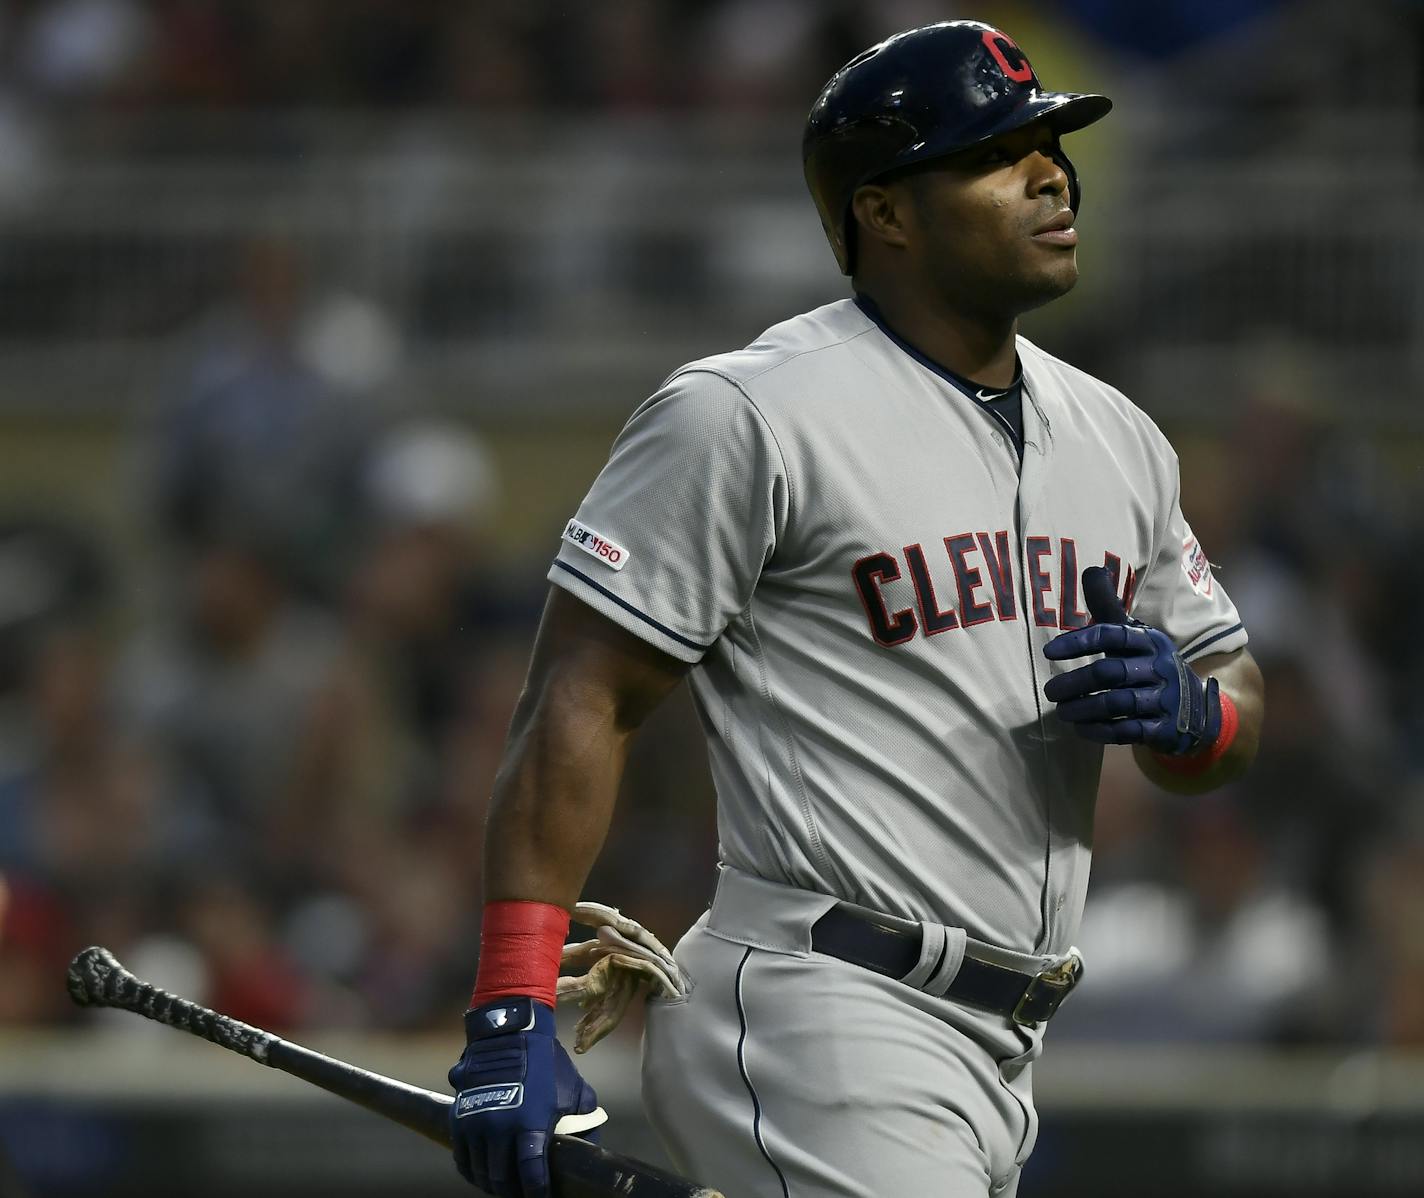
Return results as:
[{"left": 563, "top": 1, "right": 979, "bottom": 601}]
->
[{"left": 447, "top": 20, "right": 1264, "bottom": 1198}]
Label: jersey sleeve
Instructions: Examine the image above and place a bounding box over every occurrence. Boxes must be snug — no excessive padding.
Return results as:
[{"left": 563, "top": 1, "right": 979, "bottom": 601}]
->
[
  {"left": 547, "top": 369, "right": 790, "bottom": 663},
  {"left": 1130, "top": 454, "right": 1249, "bottom": 664}
]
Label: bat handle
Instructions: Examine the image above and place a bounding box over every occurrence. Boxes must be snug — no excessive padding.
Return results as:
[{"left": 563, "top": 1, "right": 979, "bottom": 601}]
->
[
  {"left": 66, "top": 947, "right": 728, "bottom": 1197},
  {"left": 66, "top": 945, "right": 277, "bottom": 1065}
]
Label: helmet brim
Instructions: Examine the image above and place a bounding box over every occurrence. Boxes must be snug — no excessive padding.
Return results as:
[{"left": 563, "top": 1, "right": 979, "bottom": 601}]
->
[
  {"left": 1024, "top": 90, "right": 1113, "bottom": 137},
  {"left": 893, "top": 90, "right": 1112, "bottom": 169}
]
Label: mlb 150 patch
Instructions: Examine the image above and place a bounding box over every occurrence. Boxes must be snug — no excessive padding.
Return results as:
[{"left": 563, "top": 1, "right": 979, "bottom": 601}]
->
[{"left": 563, "top": 519, "right": 630, "bottom": 571}]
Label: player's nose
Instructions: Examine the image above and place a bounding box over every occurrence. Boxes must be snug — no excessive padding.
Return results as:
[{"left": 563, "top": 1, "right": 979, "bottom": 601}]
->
[{"left": 1027, "top": 150, "right": 1070, "bottom": 200}]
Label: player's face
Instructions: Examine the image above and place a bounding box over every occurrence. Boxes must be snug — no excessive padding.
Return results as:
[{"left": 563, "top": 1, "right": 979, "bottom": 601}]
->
[{"left": 898, "top": 124, "right": 1080, "bottom": 316}]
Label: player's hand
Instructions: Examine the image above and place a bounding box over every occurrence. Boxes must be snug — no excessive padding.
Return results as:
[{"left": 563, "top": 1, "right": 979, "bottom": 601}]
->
[
  {"left": 1041, "top": 566, "right": 1221, "bottom": 755},
  {"left": 448, "top": 996, "right": 599, "bottom": 1197}
]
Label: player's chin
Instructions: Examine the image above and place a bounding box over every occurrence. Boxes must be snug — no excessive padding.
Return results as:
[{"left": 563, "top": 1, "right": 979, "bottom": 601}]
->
[{"left": 1016, "top": 257, "right": 1079, "bottom": 312}]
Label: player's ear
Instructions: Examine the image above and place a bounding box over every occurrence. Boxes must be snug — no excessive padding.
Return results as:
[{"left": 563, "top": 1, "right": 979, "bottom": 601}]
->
[{"left": 850, "top": 182, "right": 911, "bottom": 256}]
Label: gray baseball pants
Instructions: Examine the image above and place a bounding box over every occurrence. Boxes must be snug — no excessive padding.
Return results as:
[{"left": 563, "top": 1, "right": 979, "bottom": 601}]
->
[{"left": 642, "top": 867, "right": 1054, "bottom": 1197}]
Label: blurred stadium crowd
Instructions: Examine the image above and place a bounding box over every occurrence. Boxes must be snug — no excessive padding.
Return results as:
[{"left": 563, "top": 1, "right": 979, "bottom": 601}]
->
[
  {"left": 0, "top": 0, "right": 1294, "bottom": 113},
  {"left": 0, "top": 0, "right": 1422, "bottom": 1057}
]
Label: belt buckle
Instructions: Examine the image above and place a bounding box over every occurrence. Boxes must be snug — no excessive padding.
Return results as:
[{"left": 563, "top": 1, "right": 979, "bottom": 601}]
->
[{"left": 1011, "top": 950, "right": 1084, "bottom": 1027}]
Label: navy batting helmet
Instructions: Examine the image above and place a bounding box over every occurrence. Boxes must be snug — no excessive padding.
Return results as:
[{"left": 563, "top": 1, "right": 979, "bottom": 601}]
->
[{"left": 803, "top": 21, "right": 1112, "bottom": 275}]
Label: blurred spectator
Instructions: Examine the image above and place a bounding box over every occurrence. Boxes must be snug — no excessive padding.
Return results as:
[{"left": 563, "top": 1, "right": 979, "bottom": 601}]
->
[
  {"left": 149, "top": 235, "right": 375, "bottom": 595},
  {"left": 342, "top": 830, "right": 476, "bottom": 1028},
  {"left": 443, "top": 4, "right": 542, "bottom": 111},
  {"left": 581, "top": 1, "right": 676, "bottom": 111},
  {"left": 694, "top": 0, "right": 842, "bottom": 111},
  {"left": 177, "top": 871, "right": 311, "bottom": 1030},
  {"left": 17, "top": 0, "right": 156, "bottom": 102},
  {"left": 1061, "top": 0, "right": 1285, "bottom": 60},
  {"left": 115, "top": 530, "right": 343, "bottom": 876},
  {"left": 0, "top": 518, "right": 152, "bottom": 1023},
  {"left": 0, "top": 878, "right": 77, "bottom": 1023},
  {"left": 278, "top": 421, "right": 522, "bottom": 875},
  {"left": 1362, "top": 803, "right": 1424, "bottom": 1045},
  {"left": 1059, "top": 757, "right": 1333, "bottom": 1044}
]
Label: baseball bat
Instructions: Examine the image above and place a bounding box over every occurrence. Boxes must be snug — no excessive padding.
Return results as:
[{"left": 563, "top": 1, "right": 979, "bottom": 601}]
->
[{"left": 66, "top": 946, "right": 723, "bottom": 1198}]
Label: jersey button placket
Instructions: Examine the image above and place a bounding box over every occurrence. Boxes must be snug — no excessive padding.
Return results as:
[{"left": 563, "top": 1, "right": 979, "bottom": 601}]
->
[{"left": 1014, "top": 381, "right": 1061, "bottom": 951}]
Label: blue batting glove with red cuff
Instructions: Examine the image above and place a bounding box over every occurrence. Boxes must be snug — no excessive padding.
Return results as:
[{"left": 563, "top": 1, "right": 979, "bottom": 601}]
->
[
  {"left": 449, "top": 996, "right": 599, "bottom": 1198},
  {"left": 1042, "top": 566, "right": 1221, "bottom": 755}
]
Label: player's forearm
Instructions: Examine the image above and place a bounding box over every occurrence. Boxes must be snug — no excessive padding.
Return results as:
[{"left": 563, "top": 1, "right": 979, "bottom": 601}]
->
[
  {"left": 482, "top": 679, "right": 634, "bottom": 910},
  {"left": 1133, "top": 647, "right": 1264, "bottom": 794},
  {"left": 477, "top": 588, "right": 689, "bottom": 910}
]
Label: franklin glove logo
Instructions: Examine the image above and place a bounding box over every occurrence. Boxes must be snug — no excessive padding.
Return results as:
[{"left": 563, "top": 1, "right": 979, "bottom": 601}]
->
[{"left": 455, "top": 1084, "right": 525, "bottom": 1117}]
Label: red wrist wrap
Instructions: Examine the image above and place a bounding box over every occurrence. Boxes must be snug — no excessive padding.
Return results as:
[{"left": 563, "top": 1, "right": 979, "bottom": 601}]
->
[
  {"left": 469, "top": 900, "right": 569, "bottom": 1010},
  {"left": 1153, "top": 690, "right": 1239, "bottom": 777}
]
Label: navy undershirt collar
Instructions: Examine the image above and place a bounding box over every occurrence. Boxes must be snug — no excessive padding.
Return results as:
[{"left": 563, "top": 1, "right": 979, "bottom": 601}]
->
[
  {"left": 852, "top": 292, "right": 1023, "bottom": 398},
  {"left": 853, "top": 292, "right": 1024, "bottom": 453}
]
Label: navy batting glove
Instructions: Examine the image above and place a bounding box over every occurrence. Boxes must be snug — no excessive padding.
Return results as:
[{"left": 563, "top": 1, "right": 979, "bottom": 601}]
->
[
  {"left": 1041, "top": 566, "right": 1220, "bottom": 755},
  {"left": 449, "top": 996, "right": 598, "bottom": 1198}
]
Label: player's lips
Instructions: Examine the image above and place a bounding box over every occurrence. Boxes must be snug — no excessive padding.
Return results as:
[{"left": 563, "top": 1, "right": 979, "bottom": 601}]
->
[{"left": 1031, "top": 209, "right": 1077, "bottom": 246}]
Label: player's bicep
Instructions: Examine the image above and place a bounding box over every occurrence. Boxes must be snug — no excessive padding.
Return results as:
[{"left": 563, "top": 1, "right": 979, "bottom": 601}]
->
[{"left": 522, "top": 586, "right": 691, "bottom": 735}]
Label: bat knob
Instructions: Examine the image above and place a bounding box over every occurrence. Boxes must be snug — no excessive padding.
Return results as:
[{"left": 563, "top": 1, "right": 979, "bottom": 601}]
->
[{"left": 67, "top": 945, "right": 127, "bottom": 1008}]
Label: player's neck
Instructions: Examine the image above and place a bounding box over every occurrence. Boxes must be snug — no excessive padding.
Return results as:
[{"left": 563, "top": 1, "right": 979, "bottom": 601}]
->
[{"left": 854, "top": 286, "right": 1019, "bottom": 389}]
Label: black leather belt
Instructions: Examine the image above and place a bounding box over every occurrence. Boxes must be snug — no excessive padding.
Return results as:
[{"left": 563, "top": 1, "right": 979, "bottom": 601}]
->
[{"left": 809, "top": 903, "right": 1082, "bottom": 1026}]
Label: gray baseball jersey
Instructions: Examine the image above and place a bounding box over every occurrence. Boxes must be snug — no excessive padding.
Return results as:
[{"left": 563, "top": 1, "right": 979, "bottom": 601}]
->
[{"left": 549, "top": 296, "right": 1245, "bottom": 958}]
